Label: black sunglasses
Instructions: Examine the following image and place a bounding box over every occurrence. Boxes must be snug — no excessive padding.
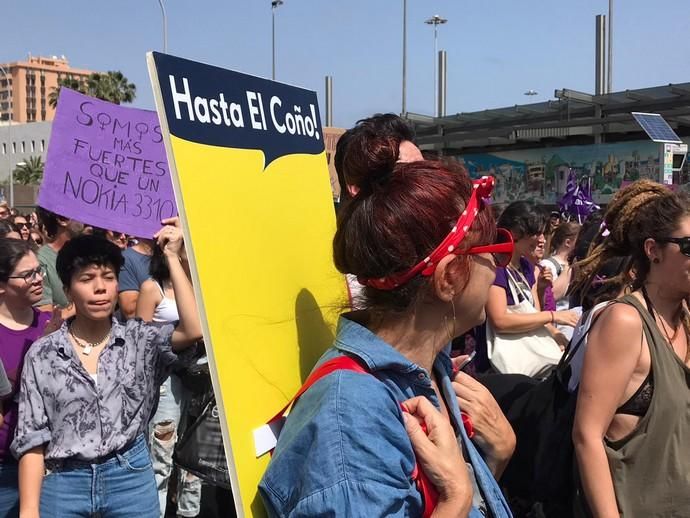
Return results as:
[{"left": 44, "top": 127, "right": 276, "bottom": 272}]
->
[{"left": 658, "top": 237, "right": 690, "bottom": 257}]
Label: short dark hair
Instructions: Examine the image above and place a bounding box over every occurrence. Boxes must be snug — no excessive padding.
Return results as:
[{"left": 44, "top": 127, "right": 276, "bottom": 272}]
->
[
  {"left": 0, "top": 238, "right": 33, "bottom": 283},
  {"left": 0, "top": 221, "right": 17, "bottom": 239},
  {"left": 56, "top": 235, "right": 124, "bottom": 288},
  {"left": 334, "top": 114, "right": 415, "bottom": 204},
  {"left": 497, "top": 201, "right": 548, "bottom": 240}
]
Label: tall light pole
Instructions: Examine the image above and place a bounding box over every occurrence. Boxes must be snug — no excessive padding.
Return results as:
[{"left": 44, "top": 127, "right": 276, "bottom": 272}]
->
[
  {"left": 607, "top": 0, "right": 613, "bottom": 93},
  {"left": 425, "top": 15, "right": 447, "bottom": 117},
  {"left": 157, "top": 0, "right": 168, "bottom": 52},
  {"left": 0, "top": 64, "right": 13, "bottom": 207},
  {"left": 402, "top": 0, "right": 407, "bottom": 115},
  {"left": 272, "top": 0, "right": 284, "bottom": 80}
]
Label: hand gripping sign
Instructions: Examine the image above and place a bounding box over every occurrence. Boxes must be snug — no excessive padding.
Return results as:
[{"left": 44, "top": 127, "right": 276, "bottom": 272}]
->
[{"left": 148, "top": 52, "right": 346, "bottom": 517}]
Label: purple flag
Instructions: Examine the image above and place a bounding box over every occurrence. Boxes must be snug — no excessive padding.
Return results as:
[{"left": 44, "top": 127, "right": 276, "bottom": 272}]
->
[
  {"left": 38, "top": 88, "right": 177, "bottom": 238},
  {"left": 558, "top": 169, "right": 578, "bottom": 218},
  {"left": 559, "top": 169, "right": 599, "bottom": 223}
]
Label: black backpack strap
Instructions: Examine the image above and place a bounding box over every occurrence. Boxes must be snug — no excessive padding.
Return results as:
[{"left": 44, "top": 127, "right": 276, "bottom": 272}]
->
[
  {"left": 558, "top": 300, "right": 621, "bottom": 371},
  {"left": 545, "top": 257, "right": 563, "bottom": 276}
]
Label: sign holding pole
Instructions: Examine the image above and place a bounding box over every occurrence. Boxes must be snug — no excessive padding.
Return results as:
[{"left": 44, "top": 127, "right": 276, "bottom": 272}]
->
[
  {"left": 147, "top": 52, "right": 346, "bottom": 517},
  {"left": 38, "top": 88, "right": 177, "bottom": 237}
]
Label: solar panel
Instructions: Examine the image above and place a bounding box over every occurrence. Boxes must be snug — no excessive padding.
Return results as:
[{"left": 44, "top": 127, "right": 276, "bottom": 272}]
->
[{"left": 632, "top": 112, "right": 682, "bottom": 143}]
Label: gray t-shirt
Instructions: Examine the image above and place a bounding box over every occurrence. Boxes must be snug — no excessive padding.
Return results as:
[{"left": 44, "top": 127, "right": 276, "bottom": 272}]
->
[
  {"left": 118, "top": 248, "right": 152, "bottom": 293},
  {"left": 36, "top": 244, "right": 69, "bottom": 308}
]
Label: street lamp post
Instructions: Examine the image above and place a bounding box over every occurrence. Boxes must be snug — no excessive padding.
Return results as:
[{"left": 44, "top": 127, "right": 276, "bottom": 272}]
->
[
  {"left": 157, "top": 0, "right": 168, "bottom": 53},
  {"left": 272, "top": 0, "right": 284, "bottom": 80},
  {"left": 425, "top": 15, "right": 447, "bottom": 117},
  {"left": 607, "top": 0, "right": 613, "bottom": 93},
  {"left": 402, "top": 0, "right": 407, "bottom": 115},
  {"left": 0, "top": 64, "right": 13, "bottom": 207}
]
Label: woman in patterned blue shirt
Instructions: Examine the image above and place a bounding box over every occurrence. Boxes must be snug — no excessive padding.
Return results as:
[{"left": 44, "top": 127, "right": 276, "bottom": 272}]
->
[{"left": 12, "top": 219, "right": 202, "bottom": 518}]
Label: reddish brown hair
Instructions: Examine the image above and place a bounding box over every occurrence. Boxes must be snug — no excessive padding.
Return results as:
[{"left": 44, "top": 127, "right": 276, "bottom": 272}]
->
[{"left": 334, "top": 158, "right": 496, "bottom": 312}]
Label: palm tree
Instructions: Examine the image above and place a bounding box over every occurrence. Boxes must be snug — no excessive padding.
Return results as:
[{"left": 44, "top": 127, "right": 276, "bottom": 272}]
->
[
  {"left": 13, "top": 156, "right": 44, "bottom": 185},
  {"left": 95, "top": 71, "right": 137, "bottom": 105},
  {"left": 48, "top": 77, "right": 87, "bottom": 108},
  {"left": 49, "top": 71, "right": 136, "bottom": 108}
]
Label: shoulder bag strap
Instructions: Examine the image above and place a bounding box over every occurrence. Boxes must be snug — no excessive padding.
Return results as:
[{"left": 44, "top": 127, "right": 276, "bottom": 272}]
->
[
  {"left": 266, "top": 356, "right": 439, "bottom": 518},
  {"left": 505, "top": 266, "right": 534, "bottom": 306},
  {"left": 267, "top": 356, "right": 367, "bottom": 424},
  {"left": 545, "top": 257, "right": 562, "bottom": 276},
  {"left": 558, "top": 300, "right": 619, "bottom": 370}
]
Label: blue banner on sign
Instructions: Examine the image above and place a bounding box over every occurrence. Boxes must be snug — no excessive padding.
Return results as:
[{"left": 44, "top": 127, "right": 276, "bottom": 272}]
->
[{"left": 151, "top": 52, "right": 324, "bottom": 169}]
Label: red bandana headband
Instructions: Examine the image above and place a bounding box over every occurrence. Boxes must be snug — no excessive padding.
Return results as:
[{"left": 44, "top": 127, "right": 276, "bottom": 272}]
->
[{"left": 358, "top": 175, "right": 495, "bottom": 291}]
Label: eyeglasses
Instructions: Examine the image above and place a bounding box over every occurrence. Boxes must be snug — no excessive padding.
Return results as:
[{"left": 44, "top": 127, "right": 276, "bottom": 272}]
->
[
  {"left": 8, "top": 265, "right": 46, "bottom": 284},
  {"left": 15, "top": 222, "right": 29, "bottom": 229},
  {"left": 657, "top": 237, "right": 690, "bottom": 257},
  {"left": 455, "top": 228, "right": 515, "bottom": 268}
]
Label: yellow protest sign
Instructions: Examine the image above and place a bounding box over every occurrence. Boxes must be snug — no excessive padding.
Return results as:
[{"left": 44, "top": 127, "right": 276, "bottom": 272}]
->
[{"left": 148, "top": 52, "right": 346, "bottom": 517}]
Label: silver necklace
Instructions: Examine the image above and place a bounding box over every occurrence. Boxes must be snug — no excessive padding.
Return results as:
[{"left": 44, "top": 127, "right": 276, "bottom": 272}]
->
[{"left": 68, "top": 325, "right": 110, "bottom": 356}]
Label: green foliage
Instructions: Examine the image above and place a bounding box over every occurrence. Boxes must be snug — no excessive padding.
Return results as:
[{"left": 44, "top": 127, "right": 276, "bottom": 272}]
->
[
  {"left": 13, "top": 156, "right": 44, "bottom": 185},
  {"left": 48, "top": 71, "right": 137, "bottom": 108}
]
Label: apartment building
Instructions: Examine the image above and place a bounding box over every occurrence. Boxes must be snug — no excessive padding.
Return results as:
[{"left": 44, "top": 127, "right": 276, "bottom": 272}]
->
[{"left": 0, "top": 55, "right": 95, "bottom": 123}]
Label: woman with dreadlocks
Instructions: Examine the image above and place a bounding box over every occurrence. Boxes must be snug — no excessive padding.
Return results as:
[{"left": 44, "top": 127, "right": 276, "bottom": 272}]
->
[{"left": 572, "top": 180, "right": 690, "bottom": 517}]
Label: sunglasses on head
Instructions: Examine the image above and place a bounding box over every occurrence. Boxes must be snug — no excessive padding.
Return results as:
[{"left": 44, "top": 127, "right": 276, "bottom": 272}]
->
[
  {"left": 657, "top": 237, "right": 690, "bottom": 257},
  {"left": 454, "top": 228, "right": 514, "bottom": 268}
]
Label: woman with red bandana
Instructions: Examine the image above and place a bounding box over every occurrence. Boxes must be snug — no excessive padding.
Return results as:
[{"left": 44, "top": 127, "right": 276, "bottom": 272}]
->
[{"left": 260, "top": 147, "right": 515, "bottom": 517}]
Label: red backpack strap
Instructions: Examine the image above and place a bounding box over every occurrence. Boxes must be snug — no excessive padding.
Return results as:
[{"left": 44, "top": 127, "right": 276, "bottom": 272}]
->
[
  {"left": 267, "top": 356, "right": 438, "bottom": 517},
  {"left": 267, "top": 356, "right": 367, "bottom": 425},
  {"left": 400, "top": 405, "right": 439, "bottom": 518}
]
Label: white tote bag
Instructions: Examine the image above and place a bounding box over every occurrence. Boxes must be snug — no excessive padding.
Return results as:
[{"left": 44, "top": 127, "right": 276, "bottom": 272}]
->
[{"left": 486, "top": 268, "right": 564, "bottom": 378}]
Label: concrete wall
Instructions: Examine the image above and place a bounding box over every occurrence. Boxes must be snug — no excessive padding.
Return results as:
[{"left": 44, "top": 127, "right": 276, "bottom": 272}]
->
[{"left": 0, "top": 121, "right": 52, "bottom": 206}]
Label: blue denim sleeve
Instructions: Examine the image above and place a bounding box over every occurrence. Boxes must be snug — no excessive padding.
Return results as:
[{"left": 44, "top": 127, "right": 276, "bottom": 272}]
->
[
  {"left": 259, "top": 370, "right": 424, "bottom": 517},
  {"left": 261, "top": 479, "right": 422, "bottom": 517}
]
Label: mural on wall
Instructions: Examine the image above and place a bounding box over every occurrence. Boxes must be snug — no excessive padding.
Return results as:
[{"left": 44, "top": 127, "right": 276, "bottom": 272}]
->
[{"left": 457, "top": 138, "right": 690, "bottom": 205}]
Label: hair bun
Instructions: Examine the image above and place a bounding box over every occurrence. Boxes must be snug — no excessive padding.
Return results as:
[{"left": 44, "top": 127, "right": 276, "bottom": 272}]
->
[{"left": 342, "top": 133, "right": 399, "bottom": 192}]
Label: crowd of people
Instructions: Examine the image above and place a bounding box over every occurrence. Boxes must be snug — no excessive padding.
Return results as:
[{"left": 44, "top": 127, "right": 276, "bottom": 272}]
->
[
  {"left": 0, "top": 205, "right": 231, "bottom": 517},
  {"left": 1, "top": 113, "right": 690, "bottom": 518}
]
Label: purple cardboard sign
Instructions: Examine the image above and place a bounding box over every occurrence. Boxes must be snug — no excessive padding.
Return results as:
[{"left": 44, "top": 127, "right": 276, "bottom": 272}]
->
[{"left": 38, "top": 88, "right": 177, "bottom": 238}]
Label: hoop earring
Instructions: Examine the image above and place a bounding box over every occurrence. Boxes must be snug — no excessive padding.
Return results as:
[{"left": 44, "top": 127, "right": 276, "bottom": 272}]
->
[{"left": 443, "top": 296, "right": 457, "bottom": 342}]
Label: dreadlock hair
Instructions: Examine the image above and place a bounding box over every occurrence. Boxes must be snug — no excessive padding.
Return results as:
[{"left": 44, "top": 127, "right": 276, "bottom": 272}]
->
[{"left": 573, "top": 180, "right": 690, "bottom": 300}]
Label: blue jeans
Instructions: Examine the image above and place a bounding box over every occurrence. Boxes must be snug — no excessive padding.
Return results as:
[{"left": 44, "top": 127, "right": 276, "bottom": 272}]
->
[
  {"left": 40, "top": 435, "right": 158, "bottom": 517},
  {"left": 150, "top": 374, "right": 201, "bottom": 517},
  {"left": 0, "top": 460, "right": 19, "bottom": 518}
]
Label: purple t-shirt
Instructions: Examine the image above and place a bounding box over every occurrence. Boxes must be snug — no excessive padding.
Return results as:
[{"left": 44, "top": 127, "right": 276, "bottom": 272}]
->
[
  {"left": 0, "top": 309, "right": 50, "bottom": 461},
  {"left": 493, "top": 257, "right": 536, "bottom": 306}
]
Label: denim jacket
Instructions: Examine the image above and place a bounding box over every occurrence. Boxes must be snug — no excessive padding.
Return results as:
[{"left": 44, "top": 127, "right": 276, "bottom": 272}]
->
[{"left": 259, "top": 315, "right": 512, "bottom": 517}]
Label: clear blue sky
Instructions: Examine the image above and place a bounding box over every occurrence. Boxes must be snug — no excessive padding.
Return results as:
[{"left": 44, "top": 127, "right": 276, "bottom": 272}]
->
[{"left": 4, "top": 0, "right": 690, "bottom": 127}]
